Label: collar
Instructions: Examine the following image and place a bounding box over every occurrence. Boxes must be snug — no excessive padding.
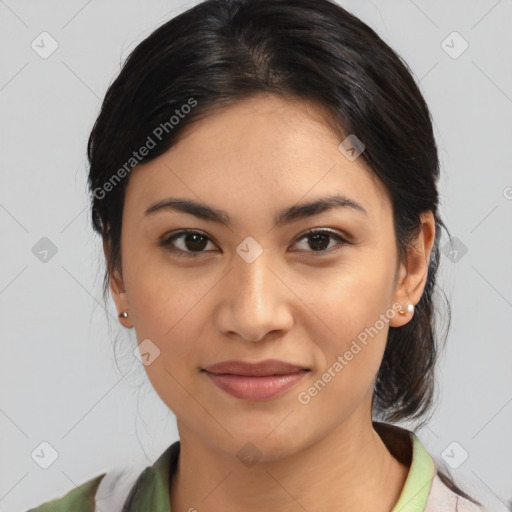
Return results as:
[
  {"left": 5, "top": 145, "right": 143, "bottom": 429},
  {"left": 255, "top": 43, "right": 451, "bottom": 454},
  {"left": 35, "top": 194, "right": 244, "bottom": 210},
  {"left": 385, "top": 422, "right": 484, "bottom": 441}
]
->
[
  {"left": 392, "top": 435, "right": 435, "bottom": 510},
  {"left": 121, "top": 440, "right": 179, "bottom": 511},
  {"left": 122, "top": 423, "right": 435, "bottom": 511}
]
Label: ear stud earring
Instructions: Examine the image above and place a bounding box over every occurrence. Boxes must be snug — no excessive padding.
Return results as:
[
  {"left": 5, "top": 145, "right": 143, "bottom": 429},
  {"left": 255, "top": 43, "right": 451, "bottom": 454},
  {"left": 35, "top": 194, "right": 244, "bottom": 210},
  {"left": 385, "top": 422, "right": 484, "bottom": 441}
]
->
[
  {"left": 119, "top": 312, "right": 128, "bottom": 318},
  {"left": 398, "top": 304, "right": 414, "bottom": 316}
]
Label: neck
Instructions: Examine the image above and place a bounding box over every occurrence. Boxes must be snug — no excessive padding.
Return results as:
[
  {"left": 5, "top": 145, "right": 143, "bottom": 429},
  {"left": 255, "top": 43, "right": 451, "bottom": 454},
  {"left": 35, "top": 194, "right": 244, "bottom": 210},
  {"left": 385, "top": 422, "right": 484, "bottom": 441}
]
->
[{"left": 170, "top": 417, "right": 410, "bottom": 512}]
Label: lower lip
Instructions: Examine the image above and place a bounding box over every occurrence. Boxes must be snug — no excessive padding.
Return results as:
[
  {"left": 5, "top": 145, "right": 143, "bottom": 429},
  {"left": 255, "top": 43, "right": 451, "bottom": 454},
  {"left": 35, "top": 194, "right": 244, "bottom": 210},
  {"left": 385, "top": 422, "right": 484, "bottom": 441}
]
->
[{"left": 203, "top": 370, "right": 308, "bottom": 401}]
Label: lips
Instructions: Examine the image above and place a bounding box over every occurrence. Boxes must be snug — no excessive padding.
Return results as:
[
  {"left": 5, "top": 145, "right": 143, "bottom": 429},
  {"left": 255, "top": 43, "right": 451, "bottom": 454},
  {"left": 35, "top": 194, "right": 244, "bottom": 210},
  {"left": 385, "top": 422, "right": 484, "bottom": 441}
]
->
[
  {"left": 202, "top": 359, "right": 310, "bottom": 400},
  {"left": 202, "top": 359, "right": 309, "bottom": 377}
]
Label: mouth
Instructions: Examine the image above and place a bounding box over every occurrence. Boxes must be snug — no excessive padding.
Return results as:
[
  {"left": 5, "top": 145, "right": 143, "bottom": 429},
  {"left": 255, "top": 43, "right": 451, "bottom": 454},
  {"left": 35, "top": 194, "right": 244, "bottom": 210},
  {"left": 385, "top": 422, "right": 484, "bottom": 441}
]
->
[{"left": 201, "top": 359, "right": 310, "bottom": 401}]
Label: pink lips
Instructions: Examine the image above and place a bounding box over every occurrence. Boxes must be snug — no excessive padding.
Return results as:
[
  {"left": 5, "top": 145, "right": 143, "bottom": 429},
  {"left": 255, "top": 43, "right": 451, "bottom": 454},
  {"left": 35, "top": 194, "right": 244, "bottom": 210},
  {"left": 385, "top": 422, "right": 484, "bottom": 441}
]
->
[{"left": 202, "top": 359, "right": 310, "bottom": 401}]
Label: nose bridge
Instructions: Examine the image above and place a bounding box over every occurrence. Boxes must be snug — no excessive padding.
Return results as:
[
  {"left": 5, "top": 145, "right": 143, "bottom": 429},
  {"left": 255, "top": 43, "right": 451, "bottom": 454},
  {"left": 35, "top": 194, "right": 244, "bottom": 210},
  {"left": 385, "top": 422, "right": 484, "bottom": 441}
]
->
[
  {"left": 237, "top": 250, "right": 274, "bottom": 307},
  {"left": 217, "top": 245, "right": 293, "bottom": 341}
]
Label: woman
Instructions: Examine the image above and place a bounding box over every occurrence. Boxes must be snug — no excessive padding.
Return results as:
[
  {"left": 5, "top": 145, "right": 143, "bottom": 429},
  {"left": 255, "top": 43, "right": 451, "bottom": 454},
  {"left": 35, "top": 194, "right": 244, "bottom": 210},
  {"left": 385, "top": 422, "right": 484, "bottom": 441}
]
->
[{"left": 27, "top": 0, "right": 488, "bottom": 510}]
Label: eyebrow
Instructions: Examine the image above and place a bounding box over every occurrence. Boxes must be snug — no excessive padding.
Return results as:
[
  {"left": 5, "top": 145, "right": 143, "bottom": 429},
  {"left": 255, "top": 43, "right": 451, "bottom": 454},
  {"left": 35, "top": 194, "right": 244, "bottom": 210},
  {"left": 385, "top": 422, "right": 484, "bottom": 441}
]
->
[{"left": 144, "top": 194, "right": 368, "bottom": 227}]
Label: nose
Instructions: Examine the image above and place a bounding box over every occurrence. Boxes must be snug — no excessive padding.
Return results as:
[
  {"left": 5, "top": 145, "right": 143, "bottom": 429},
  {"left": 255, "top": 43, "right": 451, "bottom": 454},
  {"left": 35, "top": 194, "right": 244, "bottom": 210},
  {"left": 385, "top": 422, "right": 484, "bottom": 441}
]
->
[{"left": 215, "top": 250, "right": 294, "bottom": 342}]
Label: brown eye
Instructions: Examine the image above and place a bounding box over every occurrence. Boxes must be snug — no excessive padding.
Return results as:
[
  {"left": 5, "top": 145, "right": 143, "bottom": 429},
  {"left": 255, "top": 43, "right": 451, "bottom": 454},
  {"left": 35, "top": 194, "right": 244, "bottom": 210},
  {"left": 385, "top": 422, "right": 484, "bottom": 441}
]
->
[
  {"left": 293, "top": 229, "right": 350, "bottom": 254},
  {"left": 160, "top": 228, "right": 351, "bottom": 258},
  {"left": 161, "top": 230, "right": 217, "bottom": 257}
]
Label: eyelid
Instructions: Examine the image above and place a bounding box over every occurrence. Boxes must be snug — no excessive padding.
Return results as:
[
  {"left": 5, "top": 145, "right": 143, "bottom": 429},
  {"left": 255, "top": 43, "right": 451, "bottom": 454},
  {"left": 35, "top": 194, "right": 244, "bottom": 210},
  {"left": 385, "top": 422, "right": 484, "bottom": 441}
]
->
[
  {"left": 292, "top": 228, "right": 352, "bottom": 255},
  {"left": 160, "top": 227, "right": 352, "bottom": 257},
  {"left": 297, "top": 227, "right": 352, "bottom": 242},
  {"left": 160, "top": 228, "right": 218, "bottom": 258}
]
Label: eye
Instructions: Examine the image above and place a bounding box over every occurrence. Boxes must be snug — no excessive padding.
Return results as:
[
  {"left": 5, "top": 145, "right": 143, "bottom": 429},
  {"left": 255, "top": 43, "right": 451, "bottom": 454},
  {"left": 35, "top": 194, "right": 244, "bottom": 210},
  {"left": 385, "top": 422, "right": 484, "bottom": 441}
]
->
[
  {"left": 160, "top": 228, "right": 351, "bottom": 258},
  {"left": 292, "top": 229, "right": 351, "bottom": 255},
  {"left": 160, "top": 229, "right": 218, "bottom": 258}
]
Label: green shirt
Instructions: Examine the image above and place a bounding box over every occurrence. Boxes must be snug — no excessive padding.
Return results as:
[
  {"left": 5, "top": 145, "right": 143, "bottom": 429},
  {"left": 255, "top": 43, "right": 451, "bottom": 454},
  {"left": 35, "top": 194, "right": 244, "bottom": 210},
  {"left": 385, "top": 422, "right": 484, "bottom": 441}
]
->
[{"left": 25, "top": 423, "right": 484, "bottom": 512}]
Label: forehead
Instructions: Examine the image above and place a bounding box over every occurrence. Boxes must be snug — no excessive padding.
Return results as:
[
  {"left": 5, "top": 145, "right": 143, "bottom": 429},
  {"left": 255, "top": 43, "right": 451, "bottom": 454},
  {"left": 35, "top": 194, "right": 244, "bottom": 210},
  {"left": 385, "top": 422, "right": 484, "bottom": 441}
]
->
[{"left": 124, "top": 94, "right": 391, "bottom": 225}]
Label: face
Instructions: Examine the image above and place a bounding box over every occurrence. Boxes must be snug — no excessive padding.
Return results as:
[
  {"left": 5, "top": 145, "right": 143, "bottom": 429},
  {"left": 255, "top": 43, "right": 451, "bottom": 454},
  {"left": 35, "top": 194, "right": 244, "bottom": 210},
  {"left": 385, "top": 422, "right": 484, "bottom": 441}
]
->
[{"left": 108, "top": 94, "right": 434, "bottom": 461}]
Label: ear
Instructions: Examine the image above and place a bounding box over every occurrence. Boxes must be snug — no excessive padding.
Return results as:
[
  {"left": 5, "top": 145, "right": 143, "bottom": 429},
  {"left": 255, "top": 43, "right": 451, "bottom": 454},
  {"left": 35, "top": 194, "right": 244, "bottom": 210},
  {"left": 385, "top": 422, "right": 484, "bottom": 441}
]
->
[
  {"left": 389, "top": 210, "right": 436, "bottom": 327},
  {"left": 103, "top": 238, "right": 133, "bottom": 328}
]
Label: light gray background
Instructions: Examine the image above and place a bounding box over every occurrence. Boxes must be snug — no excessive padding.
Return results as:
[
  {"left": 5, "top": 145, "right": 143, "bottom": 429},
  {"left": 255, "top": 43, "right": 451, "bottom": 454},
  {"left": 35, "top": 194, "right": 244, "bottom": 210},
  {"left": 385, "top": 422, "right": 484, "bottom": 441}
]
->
[{"left": 1, "top": 1, "right": 511, "bottom": 511}]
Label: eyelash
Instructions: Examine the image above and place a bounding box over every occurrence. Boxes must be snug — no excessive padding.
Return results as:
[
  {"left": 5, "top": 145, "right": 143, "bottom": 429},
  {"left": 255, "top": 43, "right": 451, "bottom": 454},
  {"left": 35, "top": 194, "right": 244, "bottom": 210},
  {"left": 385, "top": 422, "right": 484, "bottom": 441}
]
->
[{"left": 160, "top": 228, "right": 351, "bottom": 258}]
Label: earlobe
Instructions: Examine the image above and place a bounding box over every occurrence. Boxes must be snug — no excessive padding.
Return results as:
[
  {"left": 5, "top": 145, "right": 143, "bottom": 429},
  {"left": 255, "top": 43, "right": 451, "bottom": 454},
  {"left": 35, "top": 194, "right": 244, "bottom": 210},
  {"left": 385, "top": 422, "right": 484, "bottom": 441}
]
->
[
  {"left": 390, "top": 299, "right": 415, "bottom": 327},
  {"left": 397, "top": 304, "right": 414, "bottom": 316}
]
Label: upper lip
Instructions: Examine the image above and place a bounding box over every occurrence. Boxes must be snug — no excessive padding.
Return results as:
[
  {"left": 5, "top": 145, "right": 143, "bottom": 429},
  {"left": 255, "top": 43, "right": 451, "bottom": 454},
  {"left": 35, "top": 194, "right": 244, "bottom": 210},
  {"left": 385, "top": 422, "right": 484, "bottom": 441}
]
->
[{"left": 202, "top": 359, "right": 310, "bottom": 377}]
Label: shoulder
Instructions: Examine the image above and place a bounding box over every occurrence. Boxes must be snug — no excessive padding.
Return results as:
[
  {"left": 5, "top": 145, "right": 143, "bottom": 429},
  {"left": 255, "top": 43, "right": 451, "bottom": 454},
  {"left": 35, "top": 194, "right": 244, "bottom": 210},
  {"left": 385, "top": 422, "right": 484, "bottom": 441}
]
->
[
  {"left": 24, "top": 442, "right": 178, "bottom": 512},
  {"left": 425, "top": 470, "right": 489, "bottom": 512},
  {"left": 374, "top": 422, "right": 491, "bottom": 512},
  {"left": 24, "top": 467, "right": 140, "bottom": 512},
  {"left": 25, "top": 473, "right": 107, "bottom": 512}
]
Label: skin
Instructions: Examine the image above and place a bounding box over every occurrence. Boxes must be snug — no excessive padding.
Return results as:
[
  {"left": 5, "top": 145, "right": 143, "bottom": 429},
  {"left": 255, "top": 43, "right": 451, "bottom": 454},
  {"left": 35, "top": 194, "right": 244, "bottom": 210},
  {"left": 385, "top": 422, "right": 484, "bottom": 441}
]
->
[{"left": 105, "top": 94, "right": 436, "bottom": 512}]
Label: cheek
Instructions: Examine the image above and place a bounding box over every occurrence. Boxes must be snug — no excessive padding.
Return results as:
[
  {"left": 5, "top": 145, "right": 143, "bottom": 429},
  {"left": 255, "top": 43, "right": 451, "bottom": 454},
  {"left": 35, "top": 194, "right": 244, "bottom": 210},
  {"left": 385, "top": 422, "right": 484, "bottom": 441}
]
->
[
  {"left": 122, "top": 257, "right": 216, "bottom": 403},
  {"left": 293, "top": 275, "right": 392, "bottom": 423},
  {"left": 132, "top": 294, "right": 208, "bottom": 415},
  {"left": 304, "top": 256, "right": 395, "bottom": 336},
  {"left": 128, "top": 275, "right": 208, "bottom": 358},
  {"left": 296, "top": 249, "right": 396, "bottom": 384},
  {"left": 122, "top": 233, "right": 209, "bottom": 337}
]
